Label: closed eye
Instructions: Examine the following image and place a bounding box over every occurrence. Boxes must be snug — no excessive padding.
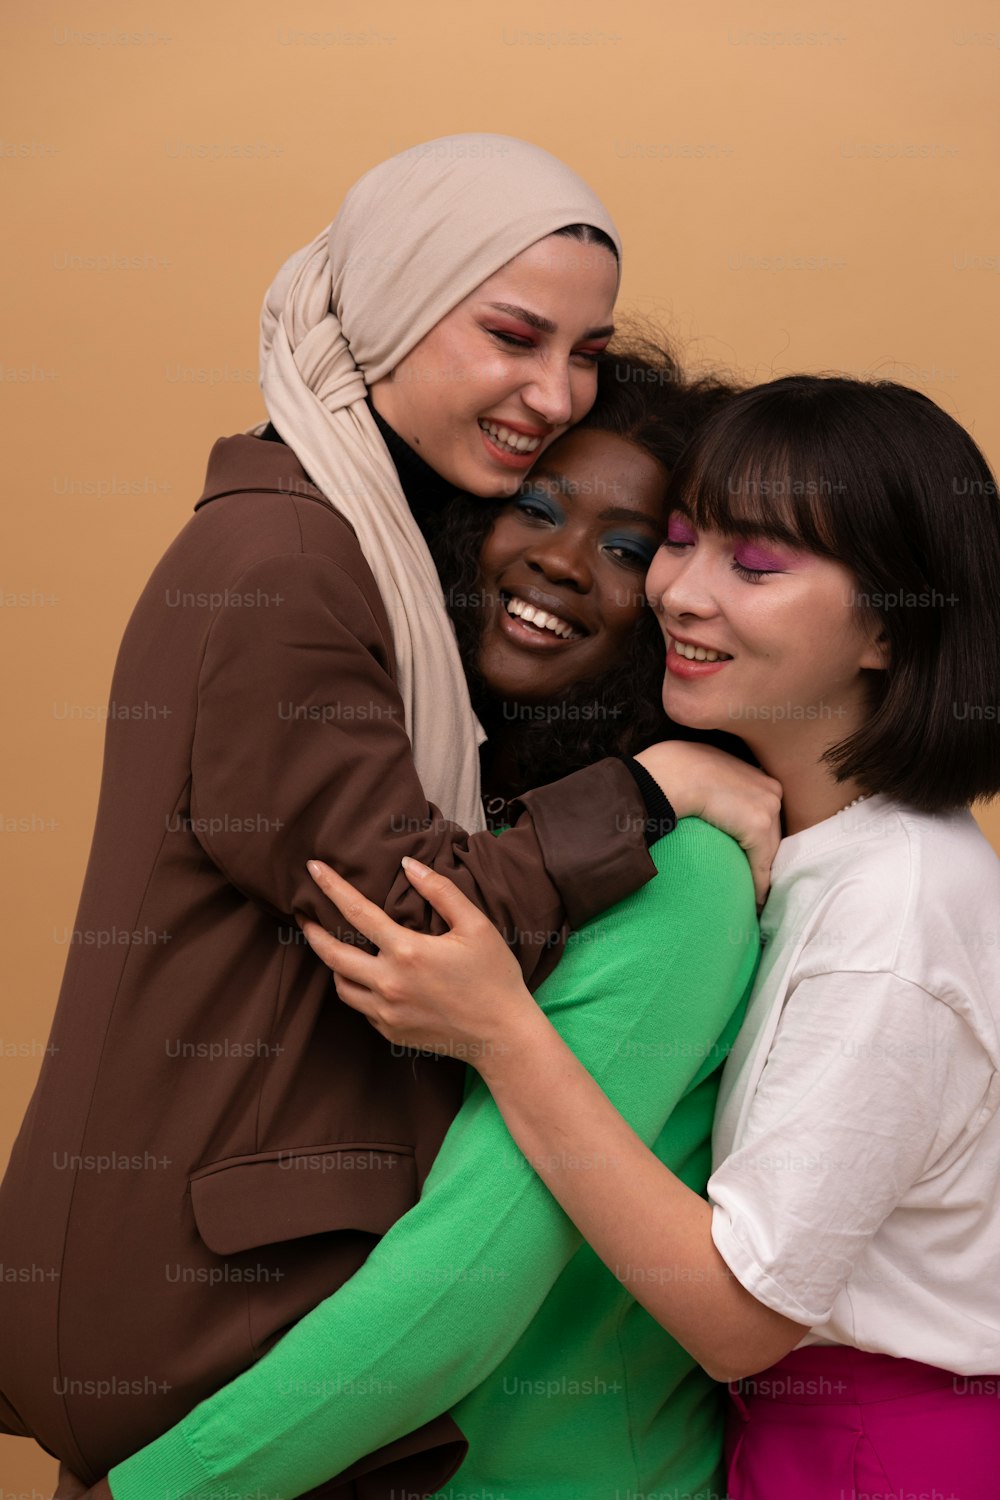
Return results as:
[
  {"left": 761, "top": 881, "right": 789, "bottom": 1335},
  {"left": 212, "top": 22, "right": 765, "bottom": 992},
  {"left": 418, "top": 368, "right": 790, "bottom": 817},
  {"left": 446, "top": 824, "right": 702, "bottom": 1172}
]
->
[
  {"left": 731, "top": 561, "right": 773, "bottom": 582},
  {"left": 489, "top": 329, "right": 534, "bottom": 350},
  {"left": 488, "top": 329, "right": 603, "bottom": 365},
  {"left": 732, "top": 550, "right": 788, "bottom": 582}
]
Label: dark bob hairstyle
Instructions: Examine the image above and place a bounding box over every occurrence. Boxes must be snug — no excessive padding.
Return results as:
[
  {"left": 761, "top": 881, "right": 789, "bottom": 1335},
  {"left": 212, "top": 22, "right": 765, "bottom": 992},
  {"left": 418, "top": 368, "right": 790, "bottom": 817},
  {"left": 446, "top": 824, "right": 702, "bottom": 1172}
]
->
[{"left": 665, "top": 375, "right": 1000, "bottom": 812}]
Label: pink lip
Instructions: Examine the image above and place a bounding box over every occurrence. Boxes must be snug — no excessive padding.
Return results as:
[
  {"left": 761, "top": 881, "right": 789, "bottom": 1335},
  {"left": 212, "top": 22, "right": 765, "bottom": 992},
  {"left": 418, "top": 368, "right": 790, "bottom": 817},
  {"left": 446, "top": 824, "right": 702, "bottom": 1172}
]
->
[
  {"left": 669, "top": 630, "right": 733, "bottom": 655},
  {"left": 481, "top": 416, "right": 550, "bottom": 437},
  {"left": 665, "top": 646, "right": 730, "bottom": 681},
  {"left": 664, "top": 631, "right": 733, "bottom": 682},
  {"left": 478, "top": 425, "right": 548, "bottom": 471}
]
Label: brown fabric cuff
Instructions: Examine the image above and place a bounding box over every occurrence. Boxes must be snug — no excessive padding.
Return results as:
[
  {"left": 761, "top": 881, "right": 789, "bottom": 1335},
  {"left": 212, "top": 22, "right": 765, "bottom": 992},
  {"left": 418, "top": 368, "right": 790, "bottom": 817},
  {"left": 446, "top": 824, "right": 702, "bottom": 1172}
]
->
[{"left": 513, "top": 757, "right": 657, "bottom": 930}]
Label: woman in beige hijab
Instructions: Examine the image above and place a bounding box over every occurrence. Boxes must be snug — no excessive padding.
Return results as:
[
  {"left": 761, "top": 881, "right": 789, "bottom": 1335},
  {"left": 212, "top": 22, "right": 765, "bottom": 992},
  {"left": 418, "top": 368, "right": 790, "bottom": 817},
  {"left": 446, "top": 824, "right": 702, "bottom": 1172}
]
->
[
  {"left": 16, "top": 134, "right": 778, "bottom": 1499},
  {"left": 255, "top": 131, "right": 624, "bottom": 827}
]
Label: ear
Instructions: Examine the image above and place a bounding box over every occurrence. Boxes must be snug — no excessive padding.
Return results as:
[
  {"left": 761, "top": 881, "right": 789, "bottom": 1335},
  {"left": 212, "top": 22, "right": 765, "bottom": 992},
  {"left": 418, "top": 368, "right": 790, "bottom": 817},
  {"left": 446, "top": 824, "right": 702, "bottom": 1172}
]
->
[{"left": 859, "top": 625, "right": 890, "bottom": 672}]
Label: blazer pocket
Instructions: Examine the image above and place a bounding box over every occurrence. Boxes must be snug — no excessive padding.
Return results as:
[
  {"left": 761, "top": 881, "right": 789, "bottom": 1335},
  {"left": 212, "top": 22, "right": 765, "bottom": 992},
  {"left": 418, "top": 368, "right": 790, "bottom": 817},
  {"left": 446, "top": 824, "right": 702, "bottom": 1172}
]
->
[{"left": 189, "top": 1141, "right": 418, "bottom": 1255}]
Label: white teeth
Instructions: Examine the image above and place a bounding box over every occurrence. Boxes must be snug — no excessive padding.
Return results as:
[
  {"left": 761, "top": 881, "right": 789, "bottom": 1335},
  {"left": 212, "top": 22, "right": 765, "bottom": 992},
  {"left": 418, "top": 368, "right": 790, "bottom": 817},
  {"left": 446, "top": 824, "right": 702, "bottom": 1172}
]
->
[
  {"left": 504, "top": 594, "right": 581, "bottom": 641},
  {"left": 670, "top": 637, "right": 732, "bottom": 662},
  {"left": 479, "top": 419, "right": 542, "bottom": 456}
]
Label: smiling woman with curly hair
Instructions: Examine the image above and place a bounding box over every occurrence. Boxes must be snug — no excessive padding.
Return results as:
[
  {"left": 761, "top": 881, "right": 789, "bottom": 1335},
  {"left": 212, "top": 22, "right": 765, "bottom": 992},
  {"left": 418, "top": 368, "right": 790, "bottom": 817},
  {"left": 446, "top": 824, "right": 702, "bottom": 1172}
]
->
[{"left": 429, "top": 339, "right": 746, "bottom": 817}]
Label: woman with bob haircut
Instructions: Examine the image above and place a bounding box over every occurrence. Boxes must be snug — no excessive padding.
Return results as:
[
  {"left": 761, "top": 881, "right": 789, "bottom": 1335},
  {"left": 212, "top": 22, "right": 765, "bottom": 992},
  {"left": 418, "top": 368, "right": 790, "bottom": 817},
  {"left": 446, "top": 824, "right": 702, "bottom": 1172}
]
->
[{"left": 296, "top": 375, "right": 1000, "bottom": 1499}]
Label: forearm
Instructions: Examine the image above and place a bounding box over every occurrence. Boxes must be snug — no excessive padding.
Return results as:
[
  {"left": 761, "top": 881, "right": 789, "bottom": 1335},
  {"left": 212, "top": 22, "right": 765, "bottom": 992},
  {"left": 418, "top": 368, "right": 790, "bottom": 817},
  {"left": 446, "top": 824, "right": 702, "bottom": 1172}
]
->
[
  {"left": 480, "top": 1005, "right": 806, "bottom": 1382},
  {"left": 191, "top": 551, "right": 656, "bottom": 986},
  {"left": 106, "top": 825, "right": 760, "bottom": 1499},
  {"left": 106, "top": 1077, "right": 584, "bottom": 1500}
]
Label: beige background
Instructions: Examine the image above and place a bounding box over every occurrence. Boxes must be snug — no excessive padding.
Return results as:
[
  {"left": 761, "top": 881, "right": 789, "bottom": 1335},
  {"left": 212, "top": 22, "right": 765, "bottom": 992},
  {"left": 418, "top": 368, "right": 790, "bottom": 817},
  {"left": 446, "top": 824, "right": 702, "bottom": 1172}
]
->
[{"left": 3, "top": 0, "right": 999, "bottom": 1487}]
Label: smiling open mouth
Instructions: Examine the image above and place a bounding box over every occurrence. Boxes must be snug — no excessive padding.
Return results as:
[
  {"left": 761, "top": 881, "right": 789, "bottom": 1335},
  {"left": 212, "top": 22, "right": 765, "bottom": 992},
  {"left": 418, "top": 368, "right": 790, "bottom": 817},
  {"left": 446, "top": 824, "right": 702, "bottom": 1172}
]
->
[
  {"left": 500, "top": 591, "right": 586, "bottom": 641},
  {"left": 478, "top": 419, "right": 544, "bottom": 456},
  {"left": 668, "top": 634, "right": 733, "bottom": 663}
]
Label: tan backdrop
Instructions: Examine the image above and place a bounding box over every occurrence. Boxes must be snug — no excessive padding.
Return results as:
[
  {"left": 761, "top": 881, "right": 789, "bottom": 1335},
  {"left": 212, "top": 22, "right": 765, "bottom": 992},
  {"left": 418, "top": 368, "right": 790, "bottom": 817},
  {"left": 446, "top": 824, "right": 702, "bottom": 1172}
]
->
[{"left": 3, "top": 0, "right": 998, "bottom": 1487}]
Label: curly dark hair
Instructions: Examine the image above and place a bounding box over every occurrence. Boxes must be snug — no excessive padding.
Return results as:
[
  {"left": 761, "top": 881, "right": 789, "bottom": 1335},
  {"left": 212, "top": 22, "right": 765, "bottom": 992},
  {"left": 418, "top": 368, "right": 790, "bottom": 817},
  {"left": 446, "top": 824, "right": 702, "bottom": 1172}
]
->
[{"left": 427, "top": 334, "right": 741, "bottom": 801}]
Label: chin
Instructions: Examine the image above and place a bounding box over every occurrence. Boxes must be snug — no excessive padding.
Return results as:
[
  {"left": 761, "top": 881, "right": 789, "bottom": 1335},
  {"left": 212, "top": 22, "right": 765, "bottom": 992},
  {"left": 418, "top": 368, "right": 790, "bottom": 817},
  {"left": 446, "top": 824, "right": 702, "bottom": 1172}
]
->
[
  {"left": 475, "top": 470, "right": 526, "bottom": 500},
  {"left": 490, "top": 677, "right": 561, "bottom": 705},
  {"left": 661, "top": 691, "right": 706, "bottom": 730}
]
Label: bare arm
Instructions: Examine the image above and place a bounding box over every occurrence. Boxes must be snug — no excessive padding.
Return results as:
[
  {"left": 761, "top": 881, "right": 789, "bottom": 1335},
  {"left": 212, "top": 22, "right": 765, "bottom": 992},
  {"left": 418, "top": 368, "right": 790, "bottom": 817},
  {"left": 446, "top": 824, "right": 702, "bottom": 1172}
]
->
[
  {"left": 470, "top": 997, "right": 807, "bottom": 1383},
  {"left": 303, "top": 855, "right": 805, "bottom": 1383}
]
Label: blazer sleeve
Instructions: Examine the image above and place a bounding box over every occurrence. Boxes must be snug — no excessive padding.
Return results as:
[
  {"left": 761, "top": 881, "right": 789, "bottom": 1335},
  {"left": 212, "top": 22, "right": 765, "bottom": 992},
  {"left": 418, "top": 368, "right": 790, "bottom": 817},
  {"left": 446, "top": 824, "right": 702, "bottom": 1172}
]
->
[
  {"left": 188, "top": 547, "right": 655, "bottom": 986},
  {"left": 105, "top": 822, "right": 759, "bottom": 1500}
]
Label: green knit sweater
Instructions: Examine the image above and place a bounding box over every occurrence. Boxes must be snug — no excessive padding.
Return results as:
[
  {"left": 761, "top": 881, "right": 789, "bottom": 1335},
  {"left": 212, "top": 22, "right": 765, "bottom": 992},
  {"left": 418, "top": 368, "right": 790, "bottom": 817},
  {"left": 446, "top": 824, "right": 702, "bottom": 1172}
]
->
[{"left": 108, "top": 820, "right": 759, "bottom": 1499}]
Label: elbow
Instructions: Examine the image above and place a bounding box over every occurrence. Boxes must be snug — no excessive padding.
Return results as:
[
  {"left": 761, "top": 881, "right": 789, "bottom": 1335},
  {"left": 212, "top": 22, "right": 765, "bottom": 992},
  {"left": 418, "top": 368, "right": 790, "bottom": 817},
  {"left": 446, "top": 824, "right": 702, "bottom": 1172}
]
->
[
  {"left": 693, "top": 1321, "right": 803, "bottom": 1385},
  {"left": 698, "top": 1331, "right": 806, "bottom": 1386},
  {"left": 677, "top": 1327, "right": 754, "bottom": 1385},
  {"left": 701, "top": 1351, "right": 770, "bottom": 1385}
]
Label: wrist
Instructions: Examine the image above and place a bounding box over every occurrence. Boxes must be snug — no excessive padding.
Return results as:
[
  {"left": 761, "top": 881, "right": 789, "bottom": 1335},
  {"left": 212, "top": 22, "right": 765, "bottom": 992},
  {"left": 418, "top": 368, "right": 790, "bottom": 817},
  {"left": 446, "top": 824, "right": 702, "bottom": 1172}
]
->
[
  {"left": 634, "top": 743, "right": 696, "bottom": 821},
  {"left": 475, "top": 996, "right": 548, "bottom": 1090}
]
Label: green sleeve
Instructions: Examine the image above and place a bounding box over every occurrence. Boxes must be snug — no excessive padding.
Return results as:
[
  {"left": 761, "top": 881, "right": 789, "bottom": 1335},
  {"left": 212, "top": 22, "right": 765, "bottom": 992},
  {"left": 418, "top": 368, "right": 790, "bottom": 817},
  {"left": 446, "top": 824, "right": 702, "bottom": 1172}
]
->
[{"left": 108, "top": 820, "right": 758, "bottom": 1500}]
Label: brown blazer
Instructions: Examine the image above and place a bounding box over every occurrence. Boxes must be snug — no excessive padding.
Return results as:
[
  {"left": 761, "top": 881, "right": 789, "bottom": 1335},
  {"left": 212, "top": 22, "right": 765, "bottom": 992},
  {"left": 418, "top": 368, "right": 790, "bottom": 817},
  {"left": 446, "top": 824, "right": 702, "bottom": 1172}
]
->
[{"left": 0, "top": 433, "right": 655, "bottom": 1492}]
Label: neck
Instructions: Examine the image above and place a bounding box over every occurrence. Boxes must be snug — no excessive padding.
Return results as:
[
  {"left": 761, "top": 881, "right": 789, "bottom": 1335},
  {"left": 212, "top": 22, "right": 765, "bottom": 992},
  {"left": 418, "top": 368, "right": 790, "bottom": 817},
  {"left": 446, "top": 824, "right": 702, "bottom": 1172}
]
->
[
  {"left": 365, "top": 394, "right": 455, "bottom": 546},
  {"left": 741, "top": 709, "right": 870, "bottom": 836},
  {"left": 767, "top": 755, "right": 867, "bottom": 836}
]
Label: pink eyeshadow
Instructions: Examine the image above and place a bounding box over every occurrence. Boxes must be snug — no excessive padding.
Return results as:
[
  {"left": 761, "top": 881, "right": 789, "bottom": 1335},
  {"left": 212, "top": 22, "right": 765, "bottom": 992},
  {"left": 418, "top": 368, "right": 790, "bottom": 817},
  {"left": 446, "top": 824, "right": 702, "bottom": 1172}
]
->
[
  {"left": 667, "top": 515, "right": 697, "bottom": 544},
  {"left": 735, "top": 543, "right": 801, "bottom": 571}
]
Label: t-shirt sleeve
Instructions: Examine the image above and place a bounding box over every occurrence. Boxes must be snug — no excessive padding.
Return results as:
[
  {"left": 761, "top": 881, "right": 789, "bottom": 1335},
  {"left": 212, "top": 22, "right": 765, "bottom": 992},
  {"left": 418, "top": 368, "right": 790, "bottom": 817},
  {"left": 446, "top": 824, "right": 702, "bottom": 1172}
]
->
[
  {"left": 107, "top": 822, "right": 758, "bottom": 1500},
  {"left": 709, "top": 970, "right": 992, "bottom": 1325},
  {"left": 188, "top": 547, "right": 654, "bottom": 988}
]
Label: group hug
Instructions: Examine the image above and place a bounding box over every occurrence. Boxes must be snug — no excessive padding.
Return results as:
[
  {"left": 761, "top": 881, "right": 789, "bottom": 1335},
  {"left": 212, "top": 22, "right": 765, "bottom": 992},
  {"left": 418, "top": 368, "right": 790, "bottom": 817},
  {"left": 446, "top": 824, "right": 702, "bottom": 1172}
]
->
[{"left": 2, "top": 133, "right": 998, "bottom": 1500}]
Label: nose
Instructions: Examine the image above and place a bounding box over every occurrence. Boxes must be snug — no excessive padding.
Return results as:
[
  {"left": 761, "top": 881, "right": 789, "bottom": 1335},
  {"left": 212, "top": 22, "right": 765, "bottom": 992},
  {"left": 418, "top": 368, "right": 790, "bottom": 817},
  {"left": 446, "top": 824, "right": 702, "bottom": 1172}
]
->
[
  {"left": 646, "top": 544, "right": 716, "bottom": 620},
  {"left": 523, "top": 527, "right": 593, "bottom": 593},
  {"left": 521, "top": 357, "right": 575, "bottom": 429}
]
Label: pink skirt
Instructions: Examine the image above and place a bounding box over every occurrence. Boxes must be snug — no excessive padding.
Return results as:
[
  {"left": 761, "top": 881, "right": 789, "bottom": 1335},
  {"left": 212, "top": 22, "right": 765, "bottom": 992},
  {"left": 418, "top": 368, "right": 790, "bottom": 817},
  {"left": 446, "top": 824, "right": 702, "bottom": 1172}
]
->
[{"left": 725, "top": 1345, "right": 1000, "bottom": 1500}]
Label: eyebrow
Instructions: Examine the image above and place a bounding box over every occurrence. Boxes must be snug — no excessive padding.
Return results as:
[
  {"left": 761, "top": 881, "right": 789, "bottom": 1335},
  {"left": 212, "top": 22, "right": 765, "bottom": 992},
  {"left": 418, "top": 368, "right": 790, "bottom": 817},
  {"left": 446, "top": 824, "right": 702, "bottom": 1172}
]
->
[
  {"left": 486, "top": 302, "right": 615, "bottom": 341},
  {"left": 598, "top": 506, "right": 660, "bottom": 529}
]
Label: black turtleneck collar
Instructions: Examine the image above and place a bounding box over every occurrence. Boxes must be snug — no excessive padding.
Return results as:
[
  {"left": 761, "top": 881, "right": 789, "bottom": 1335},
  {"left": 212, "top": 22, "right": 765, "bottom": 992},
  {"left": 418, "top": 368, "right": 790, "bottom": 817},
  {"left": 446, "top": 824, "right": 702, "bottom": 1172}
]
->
[{"left": 258, "top": 397, "right": 458, "bottom": 547}]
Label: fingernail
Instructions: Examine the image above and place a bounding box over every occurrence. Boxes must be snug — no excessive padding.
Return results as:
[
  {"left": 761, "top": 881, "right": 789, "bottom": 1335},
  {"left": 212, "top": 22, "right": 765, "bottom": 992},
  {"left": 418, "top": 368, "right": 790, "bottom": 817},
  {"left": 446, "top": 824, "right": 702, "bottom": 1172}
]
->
[
  {"left": 307, "top": 859, "right": 327, "bottom": 877},
  {"left": 401, "top": 855, "right": 430, "bottom": 878}
]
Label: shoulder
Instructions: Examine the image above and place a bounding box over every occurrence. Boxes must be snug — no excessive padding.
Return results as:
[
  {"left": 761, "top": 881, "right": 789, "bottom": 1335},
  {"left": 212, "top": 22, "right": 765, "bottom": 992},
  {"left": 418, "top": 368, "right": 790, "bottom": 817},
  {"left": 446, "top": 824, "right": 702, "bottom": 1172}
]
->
[
  {"left": 159, "top": 435, "right": 384, "bottom": 608},
  {"left": 193, "top": 433, "right": 363, "bottom": 554},
  {"left": 788, "top": 804, "right": 1000, "bottom": 1030},
  {"left": 568, "top": 817, "right": 756, "bottom": 973},
  {"left": 651, "top": 817, "right": 756, "bottom": 909},
  {"left": 537, "top": 817, "right": 758, "bottom": 1051},
  {"left": 805, "top": 802, "right": 999, "bottom": 935}
]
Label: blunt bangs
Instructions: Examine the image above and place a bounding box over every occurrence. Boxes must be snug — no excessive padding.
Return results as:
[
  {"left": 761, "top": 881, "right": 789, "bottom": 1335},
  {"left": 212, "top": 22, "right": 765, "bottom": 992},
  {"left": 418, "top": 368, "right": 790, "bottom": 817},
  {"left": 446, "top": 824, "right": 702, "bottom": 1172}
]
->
[{"left": 666, "top": 383, "right": 868, "bottom": 558}]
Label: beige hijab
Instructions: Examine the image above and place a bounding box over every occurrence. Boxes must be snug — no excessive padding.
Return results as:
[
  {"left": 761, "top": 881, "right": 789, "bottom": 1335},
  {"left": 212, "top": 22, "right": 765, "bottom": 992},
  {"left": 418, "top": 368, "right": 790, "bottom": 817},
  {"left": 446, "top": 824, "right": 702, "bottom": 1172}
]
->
[{"left": 256, "top": 134, "right": 621, "bottom": 832}]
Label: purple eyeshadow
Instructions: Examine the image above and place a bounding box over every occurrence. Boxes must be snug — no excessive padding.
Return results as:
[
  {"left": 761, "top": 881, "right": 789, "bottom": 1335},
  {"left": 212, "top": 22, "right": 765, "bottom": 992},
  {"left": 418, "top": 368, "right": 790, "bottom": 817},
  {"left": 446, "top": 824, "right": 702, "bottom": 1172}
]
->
[
  {"left": 735, "top": 543, "right": 797, "bottom": 572},
  {"left": 666, "top": 516, "right": 697, "bottom": 544}
]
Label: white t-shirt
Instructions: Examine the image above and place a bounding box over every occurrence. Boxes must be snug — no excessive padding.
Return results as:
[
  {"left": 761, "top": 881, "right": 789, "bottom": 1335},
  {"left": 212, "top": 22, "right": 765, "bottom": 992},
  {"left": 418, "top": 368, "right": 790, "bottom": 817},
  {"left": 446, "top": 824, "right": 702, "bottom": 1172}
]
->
[{"left": 708, "top": 794, "right": 1000, "bottom": 1375}]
